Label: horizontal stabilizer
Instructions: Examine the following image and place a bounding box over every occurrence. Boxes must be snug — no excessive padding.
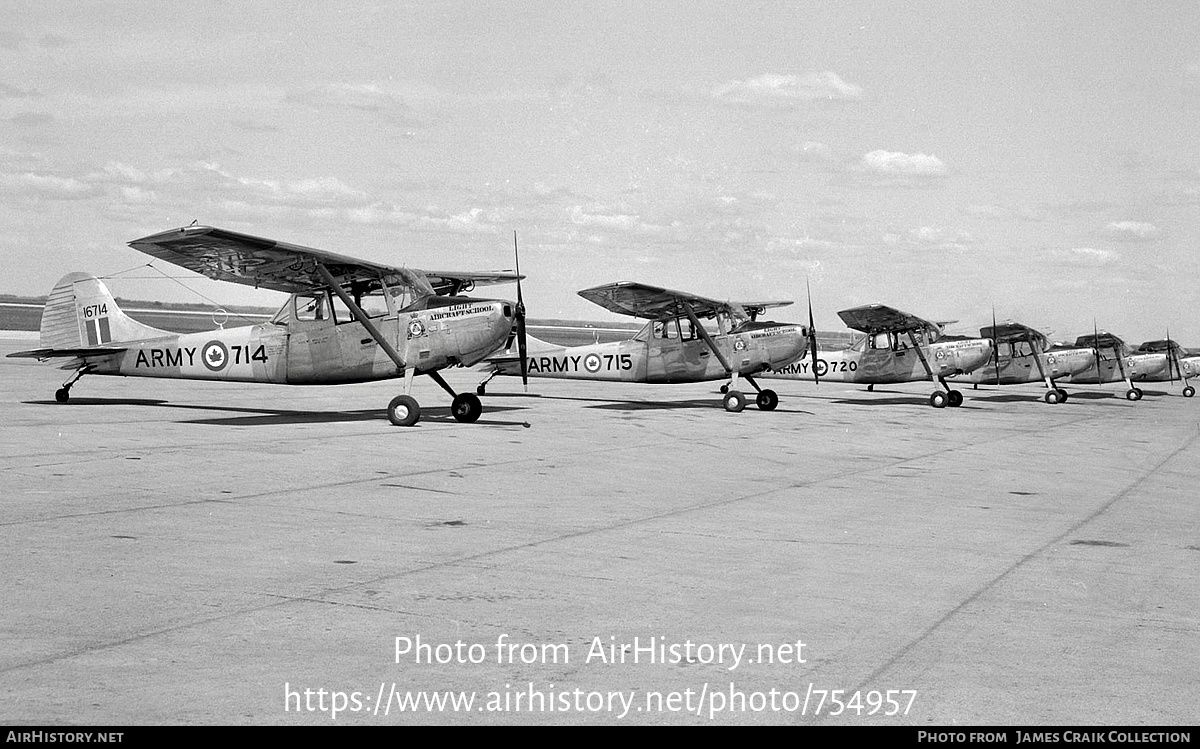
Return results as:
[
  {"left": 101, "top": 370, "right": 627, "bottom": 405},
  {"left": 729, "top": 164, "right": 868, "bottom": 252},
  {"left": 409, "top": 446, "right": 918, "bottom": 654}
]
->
[{"left": 7, "top": 347, "right": 127, "bottom": 360}]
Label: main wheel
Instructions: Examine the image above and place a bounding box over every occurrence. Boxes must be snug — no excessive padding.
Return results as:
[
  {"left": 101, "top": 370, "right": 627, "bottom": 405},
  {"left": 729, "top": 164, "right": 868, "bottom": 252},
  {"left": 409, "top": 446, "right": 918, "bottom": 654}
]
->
[
  {"left": 755, "top": 389, "right": 779, "bottom": 411},
  {"left": 947, "top": 390, "right": 963, "bottom": 407},
  {"left": 723, "top": 390, "right": 746, "bottom": 413},
  {"left": 929, "top": 391, "right": 948, "bottom": 408},
  {"left": 1125, "top": 388, "right": 1142, "bottom": 401},
  {"left": 1044, "top": 389, "right": 1061, "bottom": 405},
  {"left": 1184, "top": 386, "right": 1195, "bottom": 398},
  {"left": 451, "top": 393, "right": 483, "bottom": 423},
  {"left": 387, "top": 395, "right": 420, "bottom": 426},
  {"left": 55, "top": 388, "right": 70, "bottom": 403},
  {"left": 1056, "top": 389, "right": 1069, "bottom": 403}
]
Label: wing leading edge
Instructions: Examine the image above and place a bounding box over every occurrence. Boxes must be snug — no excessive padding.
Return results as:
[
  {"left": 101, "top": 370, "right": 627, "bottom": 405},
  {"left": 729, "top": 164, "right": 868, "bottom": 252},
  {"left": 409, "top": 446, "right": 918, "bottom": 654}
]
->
[
  {"left": 578, "top": 281, "right": 791, "bottom": 321},
  {"left": 128, "top": 225, "right": 522, "bottom": 296}
]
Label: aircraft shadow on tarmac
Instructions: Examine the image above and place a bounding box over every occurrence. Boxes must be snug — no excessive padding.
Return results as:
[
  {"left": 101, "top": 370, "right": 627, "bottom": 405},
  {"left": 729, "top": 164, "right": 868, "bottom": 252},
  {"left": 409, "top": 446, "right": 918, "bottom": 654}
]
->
[
  {"left": 519, "top": 393, "right": 815, "bottom": 415},
  {"left": 24, "top": 398, "right": 529, "bottom": 428}
]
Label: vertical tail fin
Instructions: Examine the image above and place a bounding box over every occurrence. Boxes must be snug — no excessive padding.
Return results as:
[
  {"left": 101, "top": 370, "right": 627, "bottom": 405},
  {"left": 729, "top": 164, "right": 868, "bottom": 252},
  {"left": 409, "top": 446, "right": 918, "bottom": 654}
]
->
[{"left": 40, "top": 273, "right": 170, "bottom": 349}]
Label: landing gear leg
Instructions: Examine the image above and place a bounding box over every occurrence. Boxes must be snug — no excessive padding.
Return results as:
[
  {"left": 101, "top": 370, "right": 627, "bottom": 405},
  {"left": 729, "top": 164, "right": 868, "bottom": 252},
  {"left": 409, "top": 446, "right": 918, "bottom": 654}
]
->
[
  {"left": 476, "top": 369, "right": 499, "bottom": 396},
  {"left": 428, "top": 370, "right": 483, "bottom": 423},
  {"left": 744, "top": 374, "right": 779, "bottom": 411},
  {"left": 55, "top": 366, "right": 90, "bottom": 403}
]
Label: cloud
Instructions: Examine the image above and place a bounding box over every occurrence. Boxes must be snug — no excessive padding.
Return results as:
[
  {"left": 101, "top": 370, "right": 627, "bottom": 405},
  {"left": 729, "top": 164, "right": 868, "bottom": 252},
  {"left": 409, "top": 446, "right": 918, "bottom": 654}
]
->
[
  {"left": 8, "top": 112, "right": 54, "bottom": 127},
  {"left": 713, "top": 72, "right": 862, "bottom": 105},
  {"left": 1049, "top": 247, "right": 1119, "bottom": 266},
  {"left": 283, "top": 82, "right": 419, "bottom": 125},
  {"left": 0, "top": 172, "right": 102, "bottom": 200},
  {"left": 858, "top": 150, "right": 947, "bottom": 177},
  {"left": 0, "top": 83, "right": 41, "bottom": 99},
  {"left": 1104, "top": 221, "right": 1162, "bottom": 241}
]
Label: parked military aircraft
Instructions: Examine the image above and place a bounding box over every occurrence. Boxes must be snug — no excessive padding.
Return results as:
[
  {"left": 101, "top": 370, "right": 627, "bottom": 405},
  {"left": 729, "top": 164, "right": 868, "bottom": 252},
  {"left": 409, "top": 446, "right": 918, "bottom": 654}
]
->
[
  {"left": 1132, "top": 338, "right": 1197, "bottom": 398},
  {"left": 762, "top": 303, "right": 994, "bottom": 408},
  {"left": 1064, "top": 330, "right": 1170, "bottom": 401},
  {"left": 476, "top": 281, "right": 809, "bottom": 412},
  {"left": 957, "top": 321, "right": 1096, "bottom": 404},
  {"left": 8, "top": 224, "right": 526, "bottom": 427}
]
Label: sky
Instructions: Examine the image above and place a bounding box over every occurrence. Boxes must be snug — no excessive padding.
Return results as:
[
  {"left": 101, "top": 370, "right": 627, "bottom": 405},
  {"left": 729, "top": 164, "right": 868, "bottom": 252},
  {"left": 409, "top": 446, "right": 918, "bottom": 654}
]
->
[{"left": 2, "top": 1, "right": 1198, "bottom": 343}]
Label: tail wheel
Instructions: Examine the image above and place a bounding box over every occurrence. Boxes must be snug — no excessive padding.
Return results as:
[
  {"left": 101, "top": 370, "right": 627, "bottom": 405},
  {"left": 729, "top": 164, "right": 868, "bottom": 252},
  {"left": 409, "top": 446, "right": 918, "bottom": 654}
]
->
[
  {"left": 451, "top": 393, "right": 483, "bottom": 423},
  {"left": 1125, "top": 388, "right": 1142, "bottom": 401},
  {"left": 719, "top": 384, "right": 729, "bottom": 394},
  {"left": 55, "top": 388, "right": 70, "bottom": 403},
  {"left": 1184, "top": 386, "right": 1195, "bottom": 398},
  {"left": 387, "top": 395, "right": 421, "bottom": 427},
  {"left": 929, "top": 391, "right": 948, "bottom": 408},
  {"left": 476, "top": 384, "right": 487, "bottom": 396},
  {"left": 755, "top": 389, "right": 779, "bottom": 411},
  {"left": 1044, "top": 389, "right": 1061, "bottom": 405},
  {"left": 723, "top": 390, "right": 747, "bottom": 413},
  {"left": 947, "top": 390, "right": 964, "bottom": 407}
]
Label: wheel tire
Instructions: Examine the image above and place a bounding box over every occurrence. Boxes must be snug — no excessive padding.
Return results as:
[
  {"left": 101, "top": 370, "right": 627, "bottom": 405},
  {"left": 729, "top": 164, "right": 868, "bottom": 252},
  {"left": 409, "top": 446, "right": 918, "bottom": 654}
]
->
[
  {"left": 947, "top": 390, "right": 963, "bottom": 407},
  {"left": 451, "top": 393, "right": 483, "bottom": 423},
  {"left": 476, "top": 384, "right": 487, "bottom": 396},
  {"left": 723, "top": 390, "right": 746, "bottom": 413},
  {"left": 719, "top": 384, "right": 729, "bottom": 394},
  {"left": 1056, "top": 389, "right": 1069, "bottom": 403},
  {"left": 755, "top": 389, "right": 779, "bottom": 411},
  {"left": 1125, "top": 388, "right": 1142, "bottom": 401},
  {"left": 55, "top": 388, "right": 70, "bottom": 403},
  {"left": 1184, "top": 386, "right": 1195, "bottom": 398},
  {"left": 1044, "top": 389, "right": 1060, "bottom": 405},
  {"left": 929, "top": 391, "right": 948, "bottom": 408},
  {"left": 387, "top": 395, "right": 420, "bottom": 426}
]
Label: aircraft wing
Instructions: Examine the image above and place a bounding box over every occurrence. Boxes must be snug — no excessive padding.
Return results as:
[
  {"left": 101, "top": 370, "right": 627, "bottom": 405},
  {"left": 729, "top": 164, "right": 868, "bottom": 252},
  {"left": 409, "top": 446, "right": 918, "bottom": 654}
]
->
[
  {"left": 1074, "top": 332, "right": 1126, "bottom": 351},
  {"left": 578, "top": 281, "right": 791, "bottom": 321},
  {"left": 836, "top": 304, "right": 938, "bottom": 335},
  {"left": 1135, "top": 339, "right": 1182, "bottom": 354},
  {"left": 128, "top": 225, "right": 521, "bottom": 296},
  {"left": 980, "top": 322, "right": 1050, "bottom": 348}
]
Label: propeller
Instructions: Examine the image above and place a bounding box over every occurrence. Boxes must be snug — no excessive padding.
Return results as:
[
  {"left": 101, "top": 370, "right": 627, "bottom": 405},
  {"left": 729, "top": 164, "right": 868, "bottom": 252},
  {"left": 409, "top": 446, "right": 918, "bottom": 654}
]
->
[
  {"left": 1092, "top": 319, "right": 1103, "bottom": 379},
  {"left": 513, "top": 232, "right": 528, "bottom": 390},
  {"left": 991, "top": 306, "right": 1000, "bottom": 386},
  {"left": 806, "top": 279, "right": 820, "bottom": 385}
]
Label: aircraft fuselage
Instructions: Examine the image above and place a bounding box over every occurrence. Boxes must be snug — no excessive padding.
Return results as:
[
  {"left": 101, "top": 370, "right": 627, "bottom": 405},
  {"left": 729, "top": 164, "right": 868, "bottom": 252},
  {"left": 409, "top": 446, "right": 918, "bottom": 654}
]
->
[{"left": 764, "top": 337, "right": 993, "bottom": 384}]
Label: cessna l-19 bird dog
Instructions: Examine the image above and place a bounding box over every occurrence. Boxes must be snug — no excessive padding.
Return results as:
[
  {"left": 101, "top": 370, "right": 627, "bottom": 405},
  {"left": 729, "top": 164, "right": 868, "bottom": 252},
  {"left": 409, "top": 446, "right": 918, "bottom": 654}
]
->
[
  {"left": 957, "top": 321, "right": 1096, "bottom": 404},
  {"left": 1065, "top": 330, "right": 1169, "bottom": 401},
  {"left": 763, "top": 303, "right": 994, "bottom": 408},
  {"left": 1130, "top": 338, "right": 1197, "bottom": 398},
  {"left": 8, "top": 225, "right": 526, "bottom": 427},
  {"left": 476, "top": 281, "right": 809, "bottom": 412}
]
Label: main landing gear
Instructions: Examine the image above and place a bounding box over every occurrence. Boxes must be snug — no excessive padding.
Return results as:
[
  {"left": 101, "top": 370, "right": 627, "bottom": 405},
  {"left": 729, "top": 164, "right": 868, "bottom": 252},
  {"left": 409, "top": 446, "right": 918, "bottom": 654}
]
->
[
  {"left": 928, "top": 377, "right": 963, "bottom": 409},
  {"left": 387, "top": 370, "right": 484, "bottom": 427},
  {"left": 1044, "top": 388, "right": 1070, "bottom": 404},
  {"left": 1125, "top": 387, "right": 1144, "bottom": 401},
  {"left": 720, "top": 374, "right": 778, "bottom": 413}
]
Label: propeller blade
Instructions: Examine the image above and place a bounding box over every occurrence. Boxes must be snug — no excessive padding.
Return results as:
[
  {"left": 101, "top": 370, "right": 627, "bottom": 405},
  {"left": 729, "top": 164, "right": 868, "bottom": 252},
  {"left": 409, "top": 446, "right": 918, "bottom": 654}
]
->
[
  {"left": 991, "top": 306, "right": 1000, "bottom": 386},
  {"left": 1092, "top": 319, "right": 1103, "bottom": 380},
  {"left": 513, "top": 232, "right": 528, "bottom": 390},
  {"left": 1167, "top": 327, "right": 1177, "bottom": 382},
  {"left": 806, "top": 279, "right": 820, "bottom": 385}
]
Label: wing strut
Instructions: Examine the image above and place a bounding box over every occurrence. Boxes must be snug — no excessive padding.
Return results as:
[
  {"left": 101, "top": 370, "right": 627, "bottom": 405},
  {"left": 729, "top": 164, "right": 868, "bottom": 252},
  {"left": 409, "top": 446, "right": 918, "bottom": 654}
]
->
[
  {"left": 681, "top": 300, "right": 737, "bottom": 389},
  {"left": 315, "top": 263, "right": 406, "bottom": 375}
]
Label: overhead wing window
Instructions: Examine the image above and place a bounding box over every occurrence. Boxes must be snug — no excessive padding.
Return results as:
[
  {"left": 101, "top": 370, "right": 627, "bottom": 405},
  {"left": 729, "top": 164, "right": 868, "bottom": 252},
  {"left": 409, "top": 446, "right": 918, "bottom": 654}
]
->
[{"left": 295, "top": 292, "right": 329, "bottom": 322}]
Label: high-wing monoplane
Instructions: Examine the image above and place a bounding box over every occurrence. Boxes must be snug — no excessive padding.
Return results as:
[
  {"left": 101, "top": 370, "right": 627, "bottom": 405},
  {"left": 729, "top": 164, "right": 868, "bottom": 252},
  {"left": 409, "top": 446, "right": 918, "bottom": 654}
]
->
[
  {"left": 475, "top": 281, "right": 809, "bottom": 412},
  {"left": 8, "top": 224, "right": 526, "bottom": 426},
  {"left": 956, "top": 321, "right": 1096, "bottom": 404},
  {"left": 1131, "top": 338, "right": 1197, "bottom": 398},
  {"left": 1063, "top": 330, "right": 1170, "bottom": 401},
  {"left": 762, "top": 303, "right": 994, "bottom": 408}
]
